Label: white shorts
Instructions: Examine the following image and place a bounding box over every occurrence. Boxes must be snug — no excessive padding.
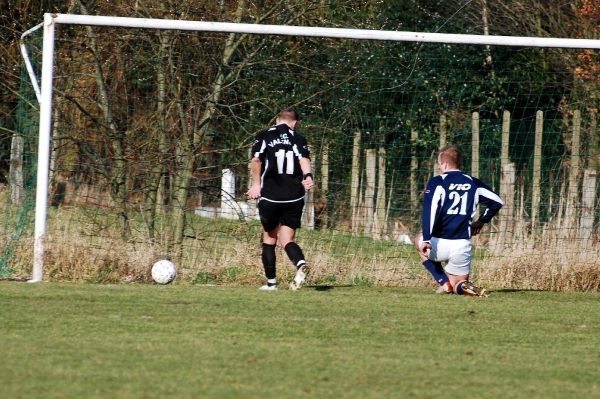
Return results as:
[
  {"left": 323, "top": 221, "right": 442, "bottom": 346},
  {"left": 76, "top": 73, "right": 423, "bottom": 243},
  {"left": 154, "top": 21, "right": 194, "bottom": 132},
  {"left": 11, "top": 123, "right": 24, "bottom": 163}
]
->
[{"left": 426, "top": 237, "right": 472, "bottom": 276}]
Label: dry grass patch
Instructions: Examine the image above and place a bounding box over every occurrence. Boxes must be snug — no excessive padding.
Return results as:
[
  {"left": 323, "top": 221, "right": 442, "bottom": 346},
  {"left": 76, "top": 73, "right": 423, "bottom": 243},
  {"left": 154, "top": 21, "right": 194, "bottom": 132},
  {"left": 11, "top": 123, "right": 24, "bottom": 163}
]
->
[
  {"left": 2, "top": 203, "right": 600, "bottom": 291},
  {"left": 477, "top": 245, "right": 600, "bottom": 292}
]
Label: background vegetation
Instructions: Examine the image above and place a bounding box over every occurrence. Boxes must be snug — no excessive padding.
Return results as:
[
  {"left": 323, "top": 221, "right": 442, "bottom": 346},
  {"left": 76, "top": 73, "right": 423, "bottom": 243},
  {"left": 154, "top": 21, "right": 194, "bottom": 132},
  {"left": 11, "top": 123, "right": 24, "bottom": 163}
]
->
[{"left": 0, "top": 0, "right": 599, "bottom": 289}]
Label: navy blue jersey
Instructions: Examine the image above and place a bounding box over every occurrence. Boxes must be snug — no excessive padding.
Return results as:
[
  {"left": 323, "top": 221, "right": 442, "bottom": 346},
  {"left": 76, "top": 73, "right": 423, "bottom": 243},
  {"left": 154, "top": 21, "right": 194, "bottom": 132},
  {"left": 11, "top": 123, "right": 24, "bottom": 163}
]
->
[
  {"left": 251, "top": 124, "right": 310, "bottom": 202},
  {"left": 422, "top": 170, "right": 503, "bottom": 242}
]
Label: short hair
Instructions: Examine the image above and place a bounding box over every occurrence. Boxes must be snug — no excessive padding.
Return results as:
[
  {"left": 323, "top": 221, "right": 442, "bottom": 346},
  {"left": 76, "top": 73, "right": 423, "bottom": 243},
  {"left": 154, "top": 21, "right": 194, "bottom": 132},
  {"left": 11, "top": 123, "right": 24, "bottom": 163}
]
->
[
  {"left": 439, "top": 145, "right": 461, "bottom": 169},
  {"left": 279, "top": 107, "right": 299, "bottom": 122}
]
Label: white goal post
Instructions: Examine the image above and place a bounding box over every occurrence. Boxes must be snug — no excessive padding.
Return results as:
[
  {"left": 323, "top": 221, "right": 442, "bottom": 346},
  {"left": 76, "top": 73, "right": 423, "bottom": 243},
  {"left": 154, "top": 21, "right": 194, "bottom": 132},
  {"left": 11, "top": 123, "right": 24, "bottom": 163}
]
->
[{"left": 22, "top": 12, "right": 600, "bottom": 282}]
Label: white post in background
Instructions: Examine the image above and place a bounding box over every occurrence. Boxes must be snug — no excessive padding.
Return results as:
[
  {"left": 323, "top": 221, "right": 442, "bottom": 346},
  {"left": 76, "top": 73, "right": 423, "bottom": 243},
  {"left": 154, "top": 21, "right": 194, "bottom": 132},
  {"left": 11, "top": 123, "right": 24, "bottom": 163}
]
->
[
  {"left": 246, "top": 148, "right": 257, "bottom": 219},
  {"left": 221, "top": 169, "right": 236, "bottom": 218},
  {"left": 302, "top": 189, "right": 315, "bottom": 230},
  {"left": 30, "top": 14, "right": 56, "bottom": 282}
]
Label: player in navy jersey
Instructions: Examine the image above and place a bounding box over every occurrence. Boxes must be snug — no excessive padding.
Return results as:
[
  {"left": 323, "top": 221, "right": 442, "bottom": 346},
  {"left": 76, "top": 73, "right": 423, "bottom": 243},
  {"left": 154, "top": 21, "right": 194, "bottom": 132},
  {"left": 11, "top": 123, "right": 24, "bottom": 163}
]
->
[
  {"left": 416, "top": 145, "right": 503, "bottom": 296},
  {"left": 247, "top": 107, "right": 314, "bottom": 291}
]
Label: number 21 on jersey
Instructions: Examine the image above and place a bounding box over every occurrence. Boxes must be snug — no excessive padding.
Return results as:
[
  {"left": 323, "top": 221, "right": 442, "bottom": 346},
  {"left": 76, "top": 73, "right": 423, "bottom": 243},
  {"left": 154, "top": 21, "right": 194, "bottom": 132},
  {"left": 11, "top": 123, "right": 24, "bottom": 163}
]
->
[{"left": 447, "top": 191, "right": 468, "bottom": 215}]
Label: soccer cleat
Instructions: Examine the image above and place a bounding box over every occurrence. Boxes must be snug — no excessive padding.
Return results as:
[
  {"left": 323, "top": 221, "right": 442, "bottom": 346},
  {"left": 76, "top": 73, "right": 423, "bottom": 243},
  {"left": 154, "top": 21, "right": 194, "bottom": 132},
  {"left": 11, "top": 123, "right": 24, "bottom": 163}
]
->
[
  {"left": 289, "top": 264, "right": 310, "bottom": 291},
  {"left": 460, "top": 281, "right": 488, "bottom": 297},
  {"left": 435, "top": 281, "right": 453, "bottom": 294},
  {"left": 259, "top": 284, "right": 278, "bottom": 291}
]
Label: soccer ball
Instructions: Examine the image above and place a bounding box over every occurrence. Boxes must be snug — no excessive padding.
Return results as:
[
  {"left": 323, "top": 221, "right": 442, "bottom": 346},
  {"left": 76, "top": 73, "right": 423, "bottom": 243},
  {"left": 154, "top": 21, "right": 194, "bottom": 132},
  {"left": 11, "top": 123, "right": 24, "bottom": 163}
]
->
[{"left": 151, "top": 260, "right": 177, "bottom": 284}]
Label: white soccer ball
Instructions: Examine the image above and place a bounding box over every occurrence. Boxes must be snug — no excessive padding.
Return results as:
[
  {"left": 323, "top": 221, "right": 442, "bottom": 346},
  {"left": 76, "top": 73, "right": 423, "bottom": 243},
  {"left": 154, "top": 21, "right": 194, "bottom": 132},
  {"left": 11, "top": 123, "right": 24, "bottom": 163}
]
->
[{"left": 151, "top": 260, "right": 177, "bottom": 284}]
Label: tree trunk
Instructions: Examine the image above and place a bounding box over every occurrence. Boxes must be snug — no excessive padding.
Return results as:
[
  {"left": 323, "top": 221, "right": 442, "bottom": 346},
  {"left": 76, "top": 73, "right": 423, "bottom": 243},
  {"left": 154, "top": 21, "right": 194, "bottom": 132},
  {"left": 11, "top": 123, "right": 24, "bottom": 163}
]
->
[
  {"left": 436, "top": 114, "right": 447, "bottom": 176},
  {"left": 144, "top": 31, "right": 170, "bottom": 241},
  {"left": 169, "top": 156, "right": 195, "bottom": 258},
  {"left": 79, "top": 2, "right": 130, "bottom": 239},
  {"left": 167, "top": 0, "right": 255, "bottom": 254},
  {"left": 320, "top": 144, "right": 329, "bottom": 228},
  {"left": 410, "top": 128, "right": 419, "bottom": 211}
]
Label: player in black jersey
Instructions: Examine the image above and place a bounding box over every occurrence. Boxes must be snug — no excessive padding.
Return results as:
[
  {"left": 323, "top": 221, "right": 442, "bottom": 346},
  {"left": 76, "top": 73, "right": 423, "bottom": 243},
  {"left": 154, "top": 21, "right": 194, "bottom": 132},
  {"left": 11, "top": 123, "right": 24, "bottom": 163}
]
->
[{"left": 247, "top": 107, "right": 314, "bottom": 291}]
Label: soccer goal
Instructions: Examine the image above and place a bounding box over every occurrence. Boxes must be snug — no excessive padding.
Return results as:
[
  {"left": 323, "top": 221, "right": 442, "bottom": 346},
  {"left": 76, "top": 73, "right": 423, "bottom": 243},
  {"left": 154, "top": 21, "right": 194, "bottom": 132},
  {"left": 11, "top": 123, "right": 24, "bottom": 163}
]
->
[{"left": 13, "top": 12, "right": 600, "bottom": 288}]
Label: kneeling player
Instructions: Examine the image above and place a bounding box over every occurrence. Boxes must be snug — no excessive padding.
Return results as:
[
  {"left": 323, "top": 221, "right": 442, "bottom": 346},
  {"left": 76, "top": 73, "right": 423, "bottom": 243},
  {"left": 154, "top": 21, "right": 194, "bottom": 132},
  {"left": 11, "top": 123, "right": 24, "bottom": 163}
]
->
[{"left": 417, "top": 145, "right": 503, "bottom": 296}]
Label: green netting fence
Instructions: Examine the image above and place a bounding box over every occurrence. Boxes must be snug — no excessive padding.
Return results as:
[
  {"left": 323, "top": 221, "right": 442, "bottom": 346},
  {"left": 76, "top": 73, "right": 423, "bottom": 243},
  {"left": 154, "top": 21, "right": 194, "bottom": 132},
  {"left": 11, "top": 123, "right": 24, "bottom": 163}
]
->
[{"left": 4, "top": 22, "right": 599, "bottom": 290}]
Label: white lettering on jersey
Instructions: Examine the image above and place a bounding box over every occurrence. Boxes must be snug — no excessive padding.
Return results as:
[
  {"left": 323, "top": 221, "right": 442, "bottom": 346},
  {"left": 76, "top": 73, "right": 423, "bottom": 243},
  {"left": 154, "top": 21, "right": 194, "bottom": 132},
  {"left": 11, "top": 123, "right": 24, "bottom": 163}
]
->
[
  {"left": 449, "top": 183, "right": 471, "bottom": 191},
  {"left": 267, "top": 135, "right": 292, "bottom": 147}
]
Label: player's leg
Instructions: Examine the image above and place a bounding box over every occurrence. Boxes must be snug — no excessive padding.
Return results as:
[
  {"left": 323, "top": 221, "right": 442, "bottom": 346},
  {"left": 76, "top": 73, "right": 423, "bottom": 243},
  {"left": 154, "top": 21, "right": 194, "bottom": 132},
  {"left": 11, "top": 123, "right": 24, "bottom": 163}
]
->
[
  {"left": 446, "top": 273, "right": 469, "bottom": 293},
  {"left": 279, "top": 200, "right": 309, "bottom": 290},
  {"left": 257, "top": 200, "right": 281, "bottom": 291},
  {"left": 279, "top": 226, "right": 306, "bottom": 267},
  {"left": 259, "top": 227, "right": 279, "bottom": 290},
  {"left": 444, "top": 240, "right": 487, "bottom": 297},
  {"left": 453, "top": 279, "right": 487, "bottom": 297},
  {"left": 415, "top": 234, "right": 451, "bottom": 293}
]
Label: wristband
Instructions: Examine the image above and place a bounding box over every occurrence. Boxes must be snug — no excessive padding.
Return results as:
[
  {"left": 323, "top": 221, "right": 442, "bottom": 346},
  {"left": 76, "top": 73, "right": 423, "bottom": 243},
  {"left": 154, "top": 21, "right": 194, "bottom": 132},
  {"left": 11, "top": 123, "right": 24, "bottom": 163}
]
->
[{"left": 303, "top": 173, "right": 313, "bottom": 180}]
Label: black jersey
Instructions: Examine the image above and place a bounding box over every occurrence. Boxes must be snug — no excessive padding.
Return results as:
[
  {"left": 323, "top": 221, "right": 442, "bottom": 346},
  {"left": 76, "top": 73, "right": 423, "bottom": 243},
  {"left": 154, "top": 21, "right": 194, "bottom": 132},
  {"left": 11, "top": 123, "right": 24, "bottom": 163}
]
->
[{"left": 251, "top": 123, "right": 310, "bottom": 202}]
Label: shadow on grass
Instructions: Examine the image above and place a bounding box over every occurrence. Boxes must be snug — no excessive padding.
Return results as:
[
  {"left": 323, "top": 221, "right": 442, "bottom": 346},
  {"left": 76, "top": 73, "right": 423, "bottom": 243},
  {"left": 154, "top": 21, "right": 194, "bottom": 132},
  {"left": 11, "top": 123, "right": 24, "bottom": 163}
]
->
[
  {"left": 489, "top": 288, "right": 546, "bottom": 293},
  {"left": 310, "top": 286, "right": 551, "bottom": 294},
  {"left": 312, "top": 285, "right": 356, "bottom": 291},
  {"left": 1, "top": 277, "right": 30, "bottom": 282}
]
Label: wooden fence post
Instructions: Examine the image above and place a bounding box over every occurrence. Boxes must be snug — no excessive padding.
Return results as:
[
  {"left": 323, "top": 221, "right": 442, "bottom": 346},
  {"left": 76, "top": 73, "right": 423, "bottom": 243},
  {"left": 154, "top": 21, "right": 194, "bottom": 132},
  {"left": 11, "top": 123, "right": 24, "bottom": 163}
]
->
[
  {"left": 350, "top": 130, "right": 361, "bottom": 233},
  {"left": 302, "top": 189, "right": 315, "bottom": 230},
  {"left": 579, "top": 110, "right": 597, "bottom": 248},
  {"left": 472, "top": 111, "right": 480, "bottom": 178},
  {"left": 531, "top": 110, "right": 543, "bottom": 230},
  {"left": 375, "top": 147, "right": 387, "bottom": 238},
  {"left": 493, "top": 110, "right": 515, "bottom": 251},
  {"left": 563, "top": 110, "right": 581, "bottom": 238},
  {"left": 9, "top": 134, "right": 24, "bottom": 205},
  {"left": 364, "top": 149, "right": 376, "bottom": 235}
]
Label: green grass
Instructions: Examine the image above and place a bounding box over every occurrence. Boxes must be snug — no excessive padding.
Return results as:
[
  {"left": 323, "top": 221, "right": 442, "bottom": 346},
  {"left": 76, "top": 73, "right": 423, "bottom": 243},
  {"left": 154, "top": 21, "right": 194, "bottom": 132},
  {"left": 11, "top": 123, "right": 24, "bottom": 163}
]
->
[{"left": 2, "top": 282, "right": 599, "bottom": 399}]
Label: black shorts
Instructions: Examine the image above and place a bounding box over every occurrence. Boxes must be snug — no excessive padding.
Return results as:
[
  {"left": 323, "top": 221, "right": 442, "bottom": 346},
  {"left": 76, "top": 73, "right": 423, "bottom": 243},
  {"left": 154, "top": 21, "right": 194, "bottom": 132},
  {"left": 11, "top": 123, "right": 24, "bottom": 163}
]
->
[{"left": 257, "top": 198, "right": 304, "bottom": 232}]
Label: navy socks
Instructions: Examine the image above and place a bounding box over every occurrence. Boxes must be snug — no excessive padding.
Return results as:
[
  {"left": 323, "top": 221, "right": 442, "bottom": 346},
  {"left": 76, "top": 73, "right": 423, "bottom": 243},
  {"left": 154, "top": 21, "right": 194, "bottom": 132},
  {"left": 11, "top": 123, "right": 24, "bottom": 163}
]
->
[{"left": 422, "top": 260, "right": 449, "bottom": 285}]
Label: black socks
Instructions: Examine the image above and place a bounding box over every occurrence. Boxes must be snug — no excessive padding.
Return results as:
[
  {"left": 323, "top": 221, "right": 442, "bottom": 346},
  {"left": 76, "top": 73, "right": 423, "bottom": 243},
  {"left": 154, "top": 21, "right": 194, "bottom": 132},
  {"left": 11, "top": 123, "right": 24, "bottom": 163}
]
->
[
  {"left": 284, "top": 242, "right": 305, "bottom": 268},
  {"left": 261, "top": 243, "right": 276, "bottom": 280}
]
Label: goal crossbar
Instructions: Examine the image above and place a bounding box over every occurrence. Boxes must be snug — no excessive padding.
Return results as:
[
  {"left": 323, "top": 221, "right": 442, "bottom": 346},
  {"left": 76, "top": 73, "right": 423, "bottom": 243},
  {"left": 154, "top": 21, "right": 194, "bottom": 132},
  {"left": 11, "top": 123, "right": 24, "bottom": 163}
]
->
[
  {"left": 51, "top": 13, "right": 600, "bottom": 49},
  {"left": 22, "top": 12, "right": 600, "bottom": 282}
]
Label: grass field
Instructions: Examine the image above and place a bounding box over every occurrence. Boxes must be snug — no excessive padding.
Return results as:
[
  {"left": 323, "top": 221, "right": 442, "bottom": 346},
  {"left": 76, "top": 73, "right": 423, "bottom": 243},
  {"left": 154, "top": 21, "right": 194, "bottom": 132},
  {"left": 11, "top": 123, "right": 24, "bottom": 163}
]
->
[{"left": 1, "top": 282, "right": 599, "bottom": 399}]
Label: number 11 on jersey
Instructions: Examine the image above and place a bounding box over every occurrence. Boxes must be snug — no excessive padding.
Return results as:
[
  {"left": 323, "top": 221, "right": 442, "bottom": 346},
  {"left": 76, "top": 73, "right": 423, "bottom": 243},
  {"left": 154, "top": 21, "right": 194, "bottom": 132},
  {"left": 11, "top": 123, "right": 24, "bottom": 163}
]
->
[{"left": 275, "top": 149, "right": 294, "bottom": 174}]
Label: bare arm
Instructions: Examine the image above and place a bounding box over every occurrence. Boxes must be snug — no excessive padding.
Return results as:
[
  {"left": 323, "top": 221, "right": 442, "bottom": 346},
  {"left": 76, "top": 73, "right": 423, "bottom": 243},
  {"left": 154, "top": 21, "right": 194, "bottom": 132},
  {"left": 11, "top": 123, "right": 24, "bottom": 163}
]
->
[
  {"left": 471, "top": 220, "right": 484, "bottom": 236},
  {"left": 414, "top": 231, "right": 431, "bottom": 261},
  {"left": 299, "top": 157, "right": 314, "bottom": 191},
  {"left": 246, "top": 157, "right": 263, "bottom": 199}
]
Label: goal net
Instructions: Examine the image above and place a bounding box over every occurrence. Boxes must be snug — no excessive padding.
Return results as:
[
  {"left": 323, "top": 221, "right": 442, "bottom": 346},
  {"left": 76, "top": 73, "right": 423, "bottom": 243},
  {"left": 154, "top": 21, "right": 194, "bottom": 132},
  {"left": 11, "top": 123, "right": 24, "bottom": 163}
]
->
[{"left": 9, "top": 12, "right": 600, "bottom": 289}]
